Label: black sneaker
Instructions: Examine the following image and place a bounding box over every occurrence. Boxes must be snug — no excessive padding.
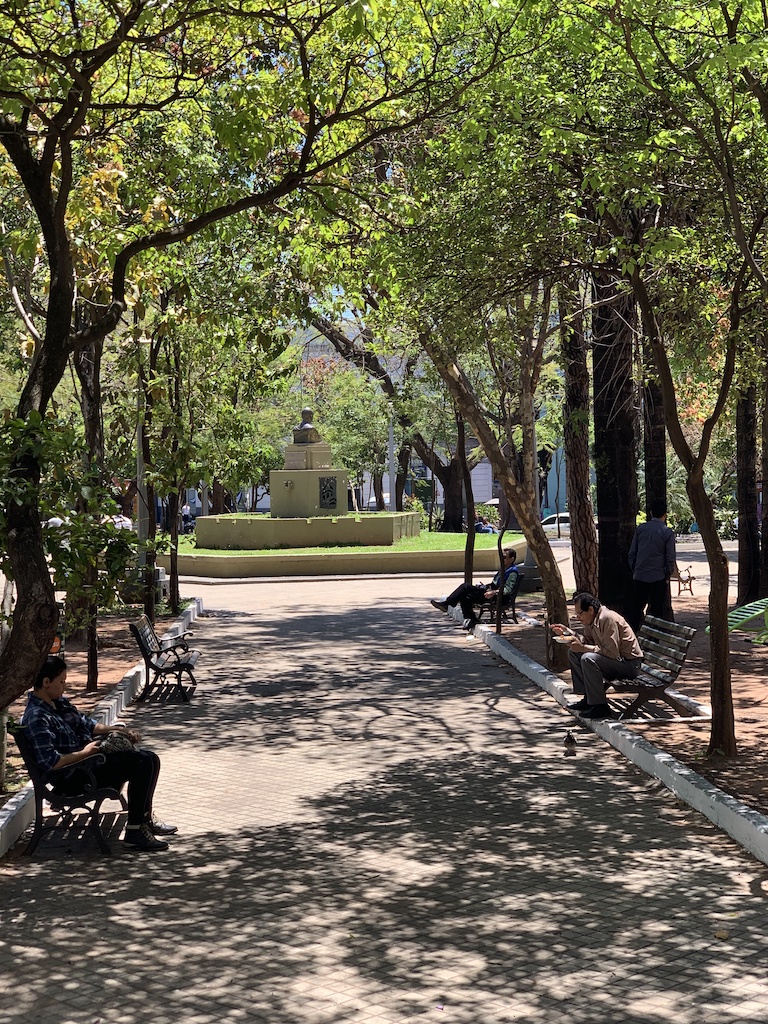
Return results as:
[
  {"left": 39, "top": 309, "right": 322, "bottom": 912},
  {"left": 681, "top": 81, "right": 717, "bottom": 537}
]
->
[
  {"left": 149, "top": 817, "right": 178, "bottom": 836},
  {"left": 430, "top": 599, "right": 449, "bottom": 612},
  {"left": 569, "top": 698, "right": 591, "bottom": 711},
  {"left": 580, "top": 704, "right": 612, "bottom": 720},
  {"left": 123, "top": 824, "right": 169, "bottom": 852}
]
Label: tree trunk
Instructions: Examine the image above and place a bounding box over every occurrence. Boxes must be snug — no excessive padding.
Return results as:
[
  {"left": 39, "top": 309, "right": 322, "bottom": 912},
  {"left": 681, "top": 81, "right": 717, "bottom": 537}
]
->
[
  {"left": 396, "top": 442, "right": 410, "bottom": 512},
  {"left": 688, "top": 475, "right": 735, "bottom": 753},
  {"left": 736, "top": 386, "right": 760, "bottom": 605},
  {"left": 762, "top": 363, "right": 768, "bottom": 598},
  {"left": 560, "top": 284, "right": 598, "bottom": 594},
  {"left": 0, "top": 467, "right": 59, "bottom": 709},
  {"left": 592, "top": 271, "right": 639, "bottom": 617},
  {"left": 212, "top": 478, "right": 226, "bottom": 515},
  {"left": 419, "top": 330, "right": 569, "bottom": 670},
  {"left": 641, "top": 339, "right": 673, "bottom": 618},
  {"left": 372, "top": 473, "right": 385, "bottom": 510},
  {"left": 440, "top": 456, "right": 465, "bottom": 532},
  {"left": 138, "top": 340, "right": 158, "bottom": 623},
  {"left": 629, "top": 264, "right": 737, "bottom": 756},
  {"left": 73, "top": 332, "right": 105, "bottom": 692},
  {"left": 169, "top": 491, "right": 180, "bottom": 614},
  {"left": 457, "top": 414, "right": 476, "bottom": 584},
  {"left": 0, "top": 576, "right": 14, "bottom": 788},
  {"left": 642, "top": 341, "right": 667, "bottom": 511},
  {"left": 143, "top": 479, "right": 157, "bottom": 623}
]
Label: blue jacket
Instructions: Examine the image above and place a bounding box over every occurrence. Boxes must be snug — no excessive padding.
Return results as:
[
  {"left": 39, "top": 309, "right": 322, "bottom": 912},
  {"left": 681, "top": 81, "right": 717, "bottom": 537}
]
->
[{"left": 628, "top": 518, "right": 676, "bottom": 582}]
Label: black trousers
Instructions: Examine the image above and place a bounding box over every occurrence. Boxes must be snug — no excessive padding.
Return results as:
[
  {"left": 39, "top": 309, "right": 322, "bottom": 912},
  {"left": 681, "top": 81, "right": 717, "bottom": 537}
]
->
[
  {"left": 445, "top": 582, "right": 490, "bottom": 621},
  {"left": 630, "top": 578, "right": 673, "bottom": 631},
  {"left": 55, "top": 749, "right": 161, "bottom": 826}
]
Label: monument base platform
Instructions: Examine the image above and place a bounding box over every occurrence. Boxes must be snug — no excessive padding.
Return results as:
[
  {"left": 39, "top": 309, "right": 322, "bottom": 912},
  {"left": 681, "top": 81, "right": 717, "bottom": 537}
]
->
[{"left": 194, "top": 512, "right": 420, "bottom": 550}]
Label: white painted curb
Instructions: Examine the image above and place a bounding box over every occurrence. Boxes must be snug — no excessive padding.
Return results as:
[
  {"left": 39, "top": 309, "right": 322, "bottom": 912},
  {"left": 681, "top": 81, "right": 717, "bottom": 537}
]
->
[
  {"left": 452, "top": 607, "right": 768, "bottom": 868},
  {"left": 0, "top": 598, "right": 204, "bottom": 859}
]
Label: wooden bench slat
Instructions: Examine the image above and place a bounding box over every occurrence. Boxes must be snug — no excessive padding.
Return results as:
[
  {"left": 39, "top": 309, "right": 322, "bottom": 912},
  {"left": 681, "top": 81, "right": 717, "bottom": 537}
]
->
[
  {"left": 641, "top": 638, "right": 689, "bottom": 660},
  {"left": 636, "top": 668, "right": 677, "bottom": 686},
  {"left": 640, "top": 615, "right": 696, "bottom": 640},
  {"left": 638, "top": 655, "right": 688, "bottom": 679},
  {"left": 639, "top": 634, "right": 691, "bottom": 658},
  {"left": 639, "top": 625, "right": 694, "bottom": 648},
  {"left": 602, "top": 616, "right": 697, "bottom": 719}
]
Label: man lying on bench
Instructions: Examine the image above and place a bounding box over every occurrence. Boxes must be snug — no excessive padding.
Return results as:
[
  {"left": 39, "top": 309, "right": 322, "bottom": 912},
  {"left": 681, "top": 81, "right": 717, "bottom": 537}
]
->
[{"left": 431, "top": 547, "right": 520, "bottom": 630}]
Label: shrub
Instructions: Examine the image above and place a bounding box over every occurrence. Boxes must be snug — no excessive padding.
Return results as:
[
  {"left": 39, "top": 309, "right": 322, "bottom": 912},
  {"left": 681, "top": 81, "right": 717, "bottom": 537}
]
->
[{"left": 404, "top": 494, "right": 430, "bottom": 530}]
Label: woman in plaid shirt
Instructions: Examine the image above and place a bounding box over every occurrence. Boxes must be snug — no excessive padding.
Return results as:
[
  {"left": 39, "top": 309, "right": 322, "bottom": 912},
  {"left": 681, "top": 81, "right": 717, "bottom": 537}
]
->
[{"left": 21, "top": 655, "right": 177, "bottom": 852}]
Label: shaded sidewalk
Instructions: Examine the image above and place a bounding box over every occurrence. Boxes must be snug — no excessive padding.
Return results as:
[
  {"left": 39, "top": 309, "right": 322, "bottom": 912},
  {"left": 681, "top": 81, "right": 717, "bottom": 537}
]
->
[{"left": 3, "top": 576, "right": 768, "bottom": 1024}]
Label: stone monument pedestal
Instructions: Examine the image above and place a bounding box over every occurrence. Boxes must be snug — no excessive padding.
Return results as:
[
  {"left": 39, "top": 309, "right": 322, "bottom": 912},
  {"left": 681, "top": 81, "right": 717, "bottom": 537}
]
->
[
  {"left": 270, "top": 415, "right": 349, "bottom": 519},
  {"left": 269, "top": 468, "right": 349, "bottom": 518}
]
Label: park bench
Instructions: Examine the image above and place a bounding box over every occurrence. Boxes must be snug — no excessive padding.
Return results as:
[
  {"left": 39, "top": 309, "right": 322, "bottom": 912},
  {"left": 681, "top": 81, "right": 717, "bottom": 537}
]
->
[
  {"left": 10, "top": 725, "right": 127, "bottom": 856},
  {"left": 474, "top": 570, "right": 524, "bottom": 624},
  {"left": 720, "top": 598, "right": 768, "bottom": 644},
  {"left": 607, "top": 615, "right": 697, "bottom": 719},
  {"left": 129, "top": 613, "right": 200, "bottom": 702},
  {"left": 670, "top": 563, "right": 695, "bottom": 596}
]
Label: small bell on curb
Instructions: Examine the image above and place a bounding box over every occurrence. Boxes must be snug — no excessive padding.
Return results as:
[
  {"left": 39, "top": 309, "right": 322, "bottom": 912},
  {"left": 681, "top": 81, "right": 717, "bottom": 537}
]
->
[{"left": 564, "top": 729, "right": 578, "bottom": 756}]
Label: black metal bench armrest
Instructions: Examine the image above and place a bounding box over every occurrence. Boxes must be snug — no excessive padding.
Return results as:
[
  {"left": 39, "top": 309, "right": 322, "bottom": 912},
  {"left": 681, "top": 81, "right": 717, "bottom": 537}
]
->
[
  {"left": 158, "top": 631, "right": 192, "bottom": 653},
  {"left": 48, "top": 752, "right": 107, "bottom": 791}
]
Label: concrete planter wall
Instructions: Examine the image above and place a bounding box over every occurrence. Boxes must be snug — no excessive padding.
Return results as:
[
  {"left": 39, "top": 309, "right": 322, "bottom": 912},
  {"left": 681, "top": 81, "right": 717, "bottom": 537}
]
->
[
  {"left": 158, "top": 543, "right": 528, "bottom": 579},
  {"left": 194, "top": 511, "right": 420, "bottom": 550}
]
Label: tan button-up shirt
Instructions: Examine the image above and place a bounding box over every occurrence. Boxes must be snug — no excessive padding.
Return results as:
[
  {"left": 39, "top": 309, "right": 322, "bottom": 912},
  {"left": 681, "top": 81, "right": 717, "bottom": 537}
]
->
[{"left": 579, "top": 606, "right": 642, "bottom": 661}]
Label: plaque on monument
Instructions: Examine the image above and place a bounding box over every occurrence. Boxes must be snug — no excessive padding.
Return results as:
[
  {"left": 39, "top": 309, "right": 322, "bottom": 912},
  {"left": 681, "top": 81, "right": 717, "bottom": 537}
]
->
[{"left": 319, "top": 477, "right": 337, "bottom": 509}]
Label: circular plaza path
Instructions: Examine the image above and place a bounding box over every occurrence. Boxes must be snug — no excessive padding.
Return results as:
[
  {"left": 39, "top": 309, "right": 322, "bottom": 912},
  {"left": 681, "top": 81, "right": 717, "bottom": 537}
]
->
[{"left": 2, "top": 574, "right": 768, "bottom": 1024}]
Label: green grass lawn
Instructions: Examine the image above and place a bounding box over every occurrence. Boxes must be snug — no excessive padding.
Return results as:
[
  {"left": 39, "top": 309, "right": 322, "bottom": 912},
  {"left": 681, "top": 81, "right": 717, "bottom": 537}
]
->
[{"left": 170, "top": 531, "right": 523, "bottom": 557}]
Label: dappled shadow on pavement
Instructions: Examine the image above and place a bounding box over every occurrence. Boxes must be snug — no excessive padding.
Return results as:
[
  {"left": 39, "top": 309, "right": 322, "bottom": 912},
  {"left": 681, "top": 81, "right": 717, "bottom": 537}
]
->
[
  {"left": 3, "top": 748, "right": 768, "bottom": 1024},
  {"left": 4, "top": 589, "right": 768, "bottom": 1024}
]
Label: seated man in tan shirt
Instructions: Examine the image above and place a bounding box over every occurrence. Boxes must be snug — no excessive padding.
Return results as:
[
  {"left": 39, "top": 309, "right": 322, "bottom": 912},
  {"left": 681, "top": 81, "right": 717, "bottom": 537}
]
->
[{"left": 552, "top": 592, "right": 643, "bottom": 719}]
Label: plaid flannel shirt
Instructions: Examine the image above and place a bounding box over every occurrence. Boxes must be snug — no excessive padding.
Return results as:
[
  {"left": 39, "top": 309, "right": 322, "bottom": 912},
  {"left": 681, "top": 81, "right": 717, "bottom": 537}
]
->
[{"left": 20, "top": 693, "right": 97, "bottom": 774}]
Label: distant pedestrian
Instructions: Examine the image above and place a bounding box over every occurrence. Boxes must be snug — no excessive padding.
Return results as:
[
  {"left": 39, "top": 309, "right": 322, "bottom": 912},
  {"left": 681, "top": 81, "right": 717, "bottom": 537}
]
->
[
  {"left": 628, "top": 498, "right": 676, "bottom": 630},
  {"left": 181, "top": 502, "right": 193, "bottom": 533}
]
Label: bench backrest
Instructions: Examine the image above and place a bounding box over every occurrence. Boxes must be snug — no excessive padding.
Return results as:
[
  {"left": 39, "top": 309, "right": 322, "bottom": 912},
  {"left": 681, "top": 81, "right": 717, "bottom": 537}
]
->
[
  {"left": 725, "top": 598, "right": 768, "bottom": 639},
  {"left": 129, "top": 613, "right": 161, "bottom": 657},
  {"left": 638, "top": 615, "right": 696, "bottom": 687},
  {"left": 507, "top": 568, "right": 523, "bottom": 599},
  {"left": 11, "top": 726, "right": 47, "bottom": 786}
]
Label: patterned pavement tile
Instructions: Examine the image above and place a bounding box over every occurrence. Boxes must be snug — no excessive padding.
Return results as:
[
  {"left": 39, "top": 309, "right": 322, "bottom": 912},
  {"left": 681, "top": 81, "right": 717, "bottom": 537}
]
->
[{"left": 2, "top": 576, "right": 768, "bottom": 1024}]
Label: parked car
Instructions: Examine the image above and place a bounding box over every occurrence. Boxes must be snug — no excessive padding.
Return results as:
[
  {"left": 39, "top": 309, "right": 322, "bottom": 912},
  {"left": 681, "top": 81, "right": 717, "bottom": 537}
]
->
[{"left": 541, "top": 512, "right": 570, "bottom": 536}]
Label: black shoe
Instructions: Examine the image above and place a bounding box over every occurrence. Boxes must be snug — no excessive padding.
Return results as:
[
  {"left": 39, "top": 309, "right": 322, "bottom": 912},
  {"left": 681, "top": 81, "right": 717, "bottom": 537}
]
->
[
  {"left": 431, "top": 599, "right": 449, "bottom": 612},
  {"left": 149, "top": 817, "right": 178, "bottom": 836},
  {"left": 569, "top": 698, "right": 590, "bottom": 711},
  {"left": 581, "top": 704, "right": 612, "bottom": 720},
  {"left": 123, "top": 824, "right": 169, "bottom": 852},
  {"left": 462, "top": 617, "right": 477, "bottom": 631}
]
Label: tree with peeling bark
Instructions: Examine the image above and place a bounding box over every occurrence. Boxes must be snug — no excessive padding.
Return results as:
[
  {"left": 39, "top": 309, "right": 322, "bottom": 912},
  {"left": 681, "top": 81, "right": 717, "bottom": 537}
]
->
[
  {"left": 560, "top": 0, "right": 768, "bottom": 755},
  {"left": 0, "top": 0, "right": 515, "bottom": 710}
]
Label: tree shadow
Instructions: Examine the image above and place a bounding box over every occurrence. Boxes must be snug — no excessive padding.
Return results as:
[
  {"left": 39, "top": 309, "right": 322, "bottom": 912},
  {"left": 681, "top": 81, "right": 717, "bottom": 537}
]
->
[{"left": 4, "top": 600, "right": 768, "bottom": 1024}]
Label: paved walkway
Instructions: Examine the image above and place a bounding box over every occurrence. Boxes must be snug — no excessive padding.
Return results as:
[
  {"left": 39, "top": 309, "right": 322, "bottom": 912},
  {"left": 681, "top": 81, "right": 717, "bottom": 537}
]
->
[{"left": 3, "top": 575, "right": 768, "bottom": 1024}]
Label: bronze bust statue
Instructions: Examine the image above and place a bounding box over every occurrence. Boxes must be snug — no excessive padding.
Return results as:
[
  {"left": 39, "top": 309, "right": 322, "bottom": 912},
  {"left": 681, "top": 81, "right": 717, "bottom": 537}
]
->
[{"left": 293, "top": 407, "right": 321, "bottom": 444}]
